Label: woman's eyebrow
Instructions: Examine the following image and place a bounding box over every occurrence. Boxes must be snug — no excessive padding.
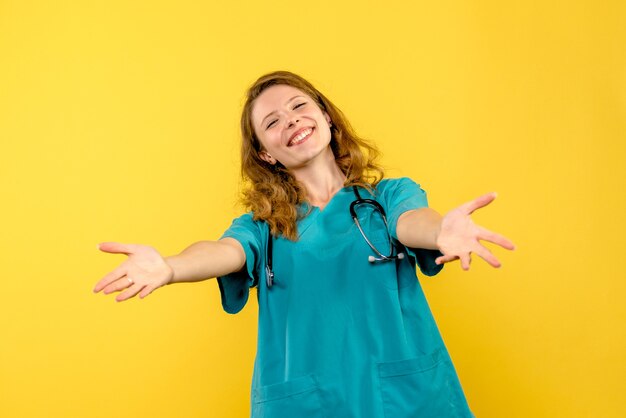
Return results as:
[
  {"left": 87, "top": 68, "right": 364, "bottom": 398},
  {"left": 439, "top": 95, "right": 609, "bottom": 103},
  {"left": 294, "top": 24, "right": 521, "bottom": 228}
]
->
[{"left": 261, "top": 95, "right": 305, "bottom": 125}]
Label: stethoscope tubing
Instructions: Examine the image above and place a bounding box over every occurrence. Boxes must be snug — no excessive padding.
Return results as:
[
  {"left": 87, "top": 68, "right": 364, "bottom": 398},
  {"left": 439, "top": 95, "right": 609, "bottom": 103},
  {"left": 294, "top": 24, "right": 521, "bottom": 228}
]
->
[{"left": 265, "top": 185, "right": 404, "bottom": 288}]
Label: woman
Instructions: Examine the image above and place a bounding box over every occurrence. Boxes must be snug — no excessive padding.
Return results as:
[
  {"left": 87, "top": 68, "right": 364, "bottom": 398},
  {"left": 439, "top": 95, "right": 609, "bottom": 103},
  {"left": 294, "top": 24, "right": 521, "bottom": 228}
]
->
[{"left": 94, "top": 71, "right": 515, "bottom": 417}]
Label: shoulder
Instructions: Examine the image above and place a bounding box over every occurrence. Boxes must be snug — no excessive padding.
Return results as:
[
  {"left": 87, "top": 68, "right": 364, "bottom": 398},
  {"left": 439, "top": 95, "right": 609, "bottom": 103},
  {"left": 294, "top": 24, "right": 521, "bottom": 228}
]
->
[
  {"left": 221, "top": 211, "right": 266, "bottom": 240},
  {"left": 376, "top": 177, "right": 424, "bottom": 197},
  {"left": 230, "top": 211, "right": 266, "bottom": 225},
  {"left": 374, "top": 177, "right": 430, "bottom": 211}
]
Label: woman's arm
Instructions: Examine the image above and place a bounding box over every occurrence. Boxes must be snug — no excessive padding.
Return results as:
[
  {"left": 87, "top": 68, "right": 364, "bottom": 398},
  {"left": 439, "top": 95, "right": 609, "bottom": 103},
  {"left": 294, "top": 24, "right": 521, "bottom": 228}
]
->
[
  {"left": 93, "top": 238, "right": 246, "bottom": 302},
  {"left": 396, "top": 208, "right": 442, "bottom": 250},
  {"left": 395, "top": 192, "right": 516, "bottom": 270},
  {"left": 165, "top": 238, "right": 245, "bottom": 283}
]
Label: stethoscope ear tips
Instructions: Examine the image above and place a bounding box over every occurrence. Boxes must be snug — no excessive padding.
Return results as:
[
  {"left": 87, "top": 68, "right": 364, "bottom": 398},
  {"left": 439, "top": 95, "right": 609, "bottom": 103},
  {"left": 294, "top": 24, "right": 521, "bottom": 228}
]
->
[
  {"left": 397, "top": 253, "right": 405, "bottom": 260},
  {"left": 368, "top": 255, "right": 376, "bottom": 263}
]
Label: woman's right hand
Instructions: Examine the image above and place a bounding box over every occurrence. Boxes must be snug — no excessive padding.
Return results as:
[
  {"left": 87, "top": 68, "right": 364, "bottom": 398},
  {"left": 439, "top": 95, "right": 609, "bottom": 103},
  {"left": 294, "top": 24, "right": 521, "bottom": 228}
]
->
[{"left": 93, "top": 242, "right": 174, "bottom": 302}]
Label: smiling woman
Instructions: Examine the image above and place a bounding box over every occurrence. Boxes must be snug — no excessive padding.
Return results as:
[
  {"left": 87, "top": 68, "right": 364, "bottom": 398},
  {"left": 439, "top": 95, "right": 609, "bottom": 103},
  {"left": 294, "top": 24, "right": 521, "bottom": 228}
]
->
[
  {"left": 239, "top": 71, "right": 385, "bottom": 240},
  {"left": 94, "top": 70, "right": 515, "bottom": 417},
  {"left": 254, "top": 86, "right": 334, "bottom": 172}
]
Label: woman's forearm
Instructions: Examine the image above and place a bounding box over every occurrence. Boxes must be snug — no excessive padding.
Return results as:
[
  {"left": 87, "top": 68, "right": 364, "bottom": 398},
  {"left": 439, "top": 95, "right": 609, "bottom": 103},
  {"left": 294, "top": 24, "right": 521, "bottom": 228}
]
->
[
  {"left": 396, "top": 208, "right": 442, "bottom": 250},
  {"left": 165, "top": 238, "right": 246, "bottom": 284}
]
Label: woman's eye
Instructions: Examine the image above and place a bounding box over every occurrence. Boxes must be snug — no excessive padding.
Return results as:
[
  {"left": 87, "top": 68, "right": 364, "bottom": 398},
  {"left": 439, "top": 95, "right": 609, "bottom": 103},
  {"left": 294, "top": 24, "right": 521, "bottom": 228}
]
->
[{"left": 265, "top": 103, "right": 306, "bottom": 129}]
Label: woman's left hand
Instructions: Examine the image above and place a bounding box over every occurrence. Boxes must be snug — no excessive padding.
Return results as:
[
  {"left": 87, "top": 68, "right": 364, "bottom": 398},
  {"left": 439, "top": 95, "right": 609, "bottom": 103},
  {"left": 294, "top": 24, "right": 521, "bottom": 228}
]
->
[{"left": 435, "top": 192, "right": 516, "bottom": 270}]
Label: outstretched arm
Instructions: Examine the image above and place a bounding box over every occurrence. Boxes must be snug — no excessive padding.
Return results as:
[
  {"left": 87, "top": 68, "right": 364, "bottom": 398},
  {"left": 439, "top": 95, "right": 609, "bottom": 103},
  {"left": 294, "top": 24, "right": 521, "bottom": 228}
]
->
[
  {"left": 396, "top": 192, "right": 516, "bottom": 270},
  {"left": 93, "top": 238, "right": 245, "bottom": 302}
]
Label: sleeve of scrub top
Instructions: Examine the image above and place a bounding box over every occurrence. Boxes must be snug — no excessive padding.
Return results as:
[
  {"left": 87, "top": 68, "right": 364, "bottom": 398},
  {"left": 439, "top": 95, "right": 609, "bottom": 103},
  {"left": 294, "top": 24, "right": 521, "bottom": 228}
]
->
[
  {"left": 216, "top": 212, "right": 264, "bottom": 314},
  {"left": 379, "top": 177, "right": 444, "bottom": 277}
]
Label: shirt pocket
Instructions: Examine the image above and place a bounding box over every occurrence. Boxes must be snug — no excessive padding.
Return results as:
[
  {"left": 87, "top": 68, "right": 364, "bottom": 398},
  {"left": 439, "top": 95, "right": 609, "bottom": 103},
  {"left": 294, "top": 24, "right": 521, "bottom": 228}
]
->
[
  {"left": 377, "top": 348, "right": 472, "bottom": 418},
  {"left": 251, "top": 374, "right": 327, "bottom": 418}
]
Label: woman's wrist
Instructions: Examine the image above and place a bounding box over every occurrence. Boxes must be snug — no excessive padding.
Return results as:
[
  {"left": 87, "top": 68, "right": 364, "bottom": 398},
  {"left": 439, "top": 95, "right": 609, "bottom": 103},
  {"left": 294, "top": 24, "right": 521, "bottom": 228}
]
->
[
  {"left": 433, "top": 219, "right": 443, "bottom": 251},
  {"left": 163, "top": 255, "right": 181, "bottom": 284}
]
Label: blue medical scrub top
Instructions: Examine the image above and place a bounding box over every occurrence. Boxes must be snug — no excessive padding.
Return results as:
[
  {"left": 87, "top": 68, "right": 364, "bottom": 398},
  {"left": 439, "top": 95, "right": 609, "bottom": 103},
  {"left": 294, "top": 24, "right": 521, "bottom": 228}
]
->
[{"left": 217, "top": 177, "right": 474, "bottom": 418}]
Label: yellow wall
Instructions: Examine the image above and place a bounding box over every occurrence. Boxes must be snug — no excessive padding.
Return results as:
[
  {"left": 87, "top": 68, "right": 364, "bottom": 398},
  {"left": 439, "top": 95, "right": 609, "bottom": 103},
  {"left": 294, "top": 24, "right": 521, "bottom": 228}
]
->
[{"left": 1, "top": 1, "right": 624, "bottom": 417}]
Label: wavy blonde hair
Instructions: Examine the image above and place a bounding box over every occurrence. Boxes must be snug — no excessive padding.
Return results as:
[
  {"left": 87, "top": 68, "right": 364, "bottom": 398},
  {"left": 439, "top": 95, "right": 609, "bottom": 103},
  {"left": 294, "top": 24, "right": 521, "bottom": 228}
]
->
[{"left": 240, "top": 71, "right": 384, "bottom": 240}]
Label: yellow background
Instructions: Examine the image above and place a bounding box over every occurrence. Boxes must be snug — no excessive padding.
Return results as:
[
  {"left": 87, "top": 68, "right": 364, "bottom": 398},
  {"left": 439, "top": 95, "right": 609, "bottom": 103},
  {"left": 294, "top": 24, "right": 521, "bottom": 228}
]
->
[{"left": 1, "top": 1, "right": 624, "bottom": 417}]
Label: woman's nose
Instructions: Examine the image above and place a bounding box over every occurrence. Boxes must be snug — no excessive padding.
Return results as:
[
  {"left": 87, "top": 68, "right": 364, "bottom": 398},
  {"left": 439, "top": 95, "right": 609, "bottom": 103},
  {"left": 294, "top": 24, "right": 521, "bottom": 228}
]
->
[{"left": 287, "top": 116, "right": 300, "bottom": 128}]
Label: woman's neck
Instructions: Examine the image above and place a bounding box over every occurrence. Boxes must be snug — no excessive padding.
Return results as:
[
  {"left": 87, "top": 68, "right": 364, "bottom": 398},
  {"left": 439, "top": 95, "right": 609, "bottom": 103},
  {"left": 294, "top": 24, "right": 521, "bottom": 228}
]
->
[{"left": 290, "top": 147, "right": 347, "bottom": 209}]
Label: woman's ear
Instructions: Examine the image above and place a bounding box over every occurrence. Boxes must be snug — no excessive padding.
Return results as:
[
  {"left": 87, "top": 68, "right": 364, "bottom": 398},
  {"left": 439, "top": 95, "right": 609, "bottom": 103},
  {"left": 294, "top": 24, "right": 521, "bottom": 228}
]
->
[
  {"left": 324, "top": 112, "right": 332, "bottom": 127},
  {"left": 259, "top": 151, "right": 276, "bottom": 165}
]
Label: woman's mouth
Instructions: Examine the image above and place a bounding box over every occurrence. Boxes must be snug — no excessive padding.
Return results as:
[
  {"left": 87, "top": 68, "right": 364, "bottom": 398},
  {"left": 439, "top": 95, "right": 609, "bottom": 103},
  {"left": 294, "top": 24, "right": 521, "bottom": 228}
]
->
[{"left": 288, "top": 127, "right": 314, "bottom": 146}]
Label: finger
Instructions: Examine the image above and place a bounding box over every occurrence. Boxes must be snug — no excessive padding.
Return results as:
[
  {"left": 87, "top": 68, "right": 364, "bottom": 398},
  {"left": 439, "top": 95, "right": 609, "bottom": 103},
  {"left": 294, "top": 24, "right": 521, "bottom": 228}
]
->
[
  {"left": 477, "top": 227, "right": 516, "bottom": 250},
  {"left": 94, "top": 265, "right": 127, "bottom": 293},
  {"left": 460, "top": 253, "right": 471, "bottom": 271},
  {"left": 102, "top": 275, "right": 135, "bottom": 295},
  {"left": 473, "top": 244, "right": 501, "bottom": 268},
  {"left": 139, "top": 284, "right": 157, "bottom": 299},
  {"left": 97, "top": 242, "right": 138, "bottom": 255},
  {"left": 435, "top": 254, "right": 458, "bottom": 265},
  {"left": 116, "top": 283, "right": 146, "bottom": 302},
  {"left": 461, "top": 192, "right": 497, "bottom": 215}
]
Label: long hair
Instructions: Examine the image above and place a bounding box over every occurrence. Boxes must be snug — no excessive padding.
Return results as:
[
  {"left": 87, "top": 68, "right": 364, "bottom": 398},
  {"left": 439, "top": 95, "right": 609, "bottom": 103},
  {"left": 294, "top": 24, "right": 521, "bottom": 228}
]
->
[{"left": 240, "top": 71, "right": 384, "bottom": 240}]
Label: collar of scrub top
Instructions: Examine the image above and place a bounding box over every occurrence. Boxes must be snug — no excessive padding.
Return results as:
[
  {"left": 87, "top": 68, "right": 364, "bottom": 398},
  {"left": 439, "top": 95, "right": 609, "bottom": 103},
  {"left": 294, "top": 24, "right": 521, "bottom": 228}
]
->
[{"left": 265, "top": 185, "right": 404, "bottom": 288}]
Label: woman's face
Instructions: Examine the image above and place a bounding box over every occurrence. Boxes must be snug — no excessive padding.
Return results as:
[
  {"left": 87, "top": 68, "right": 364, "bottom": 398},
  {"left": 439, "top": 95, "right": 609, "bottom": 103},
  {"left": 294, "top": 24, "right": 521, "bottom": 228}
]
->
[{"left": 251, "top": 84, "right": 332, "bottom": 170}]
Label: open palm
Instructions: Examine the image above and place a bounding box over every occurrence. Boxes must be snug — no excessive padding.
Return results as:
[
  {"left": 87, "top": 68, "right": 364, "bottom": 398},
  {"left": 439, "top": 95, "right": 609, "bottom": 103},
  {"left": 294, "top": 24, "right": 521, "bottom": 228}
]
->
[
  {"left": 93, "top": 242, "right": 174, "bottom": 302},
  {"left": 435, "top": 192, "right": 516, "bottom": 270}
]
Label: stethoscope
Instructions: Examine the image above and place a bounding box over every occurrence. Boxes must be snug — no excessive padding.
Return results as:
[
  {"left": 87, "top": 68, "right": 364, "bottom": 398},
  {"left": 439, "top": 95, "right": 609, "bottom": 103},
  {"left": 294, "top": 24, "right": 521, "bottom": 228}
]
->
[{"left": 265, "top": 186, "right": 404, "bottom": 288}]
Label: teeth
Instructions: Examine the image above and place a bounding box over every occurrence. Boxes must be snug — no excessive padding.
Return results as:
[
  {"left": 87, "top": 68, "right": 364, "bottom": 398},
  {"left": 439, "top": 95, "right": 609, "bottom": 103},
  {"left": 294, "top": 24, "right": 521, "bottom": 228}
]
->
[{"left": 289, "top": 128, "right": 312, "bottom": 146}]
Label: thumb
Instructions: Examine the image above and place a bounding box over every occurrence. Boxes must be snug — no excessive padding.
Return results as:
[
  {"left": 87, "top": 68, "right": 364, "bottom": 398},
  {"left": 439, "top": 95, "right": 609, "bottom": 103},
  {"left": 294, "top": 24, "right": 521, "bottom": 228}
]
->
[
  {"left": 97, "top": 242, "right": 136, "bottom": 255},
  {"left": 461, "top": 192, "right": 497, "bottom": 215}
]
